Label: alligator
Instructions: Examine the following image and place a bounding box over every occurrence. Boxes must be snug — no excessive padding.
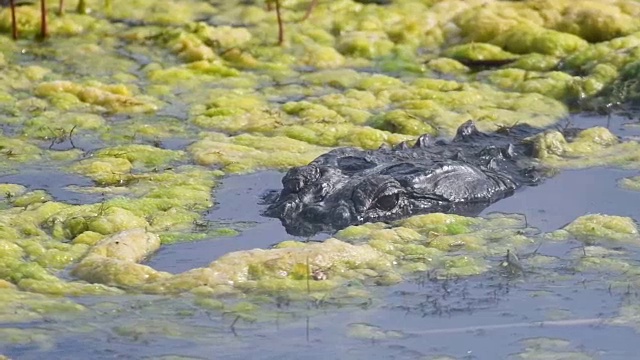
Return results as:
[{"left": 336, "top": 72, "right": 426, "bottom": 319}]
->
[{"left": 263, "top": 120, "right": 543, "bottom": 236}]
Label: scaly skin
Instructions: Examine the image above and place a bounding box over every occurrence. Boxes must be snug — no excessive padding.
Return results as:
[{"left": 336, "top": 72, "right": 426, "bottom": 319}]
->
[{"left": 264, "top": 120, "right": 543, "bottom": 236}]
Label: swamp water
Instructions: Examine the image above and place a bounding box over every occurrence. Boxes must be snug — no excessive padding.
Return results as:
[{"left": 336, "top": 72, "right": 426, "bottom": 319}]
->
[
  {"left": 5, "top": 117, "right": 640, "bottom": 359},
  {"left": 4, "top": 163, "right": 640, "bottom": 359},
  {"left": 3, "top": 0, "right": 640, "bottom": 358}
]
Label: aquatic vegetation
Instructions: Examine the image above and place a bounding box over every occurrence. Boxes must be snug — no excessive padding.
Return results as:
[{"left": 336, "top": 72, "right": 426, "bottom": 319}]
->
[
  {"left": 2, "top": 0, "right": 640, "bottom": 356},
  {"left": 62, "top": 212, "right": 533, "bottom": 296},
  {"left": 512, "top": 337, "right": 594, "bottom": 360},
  {"left": 35, "top": 80, "right": 158, "bottom": 113},
  {"left": 72, "top": 228, "right": 170, "bottom": 287},
  {"left": 619, "top": 176, "right": 640, "bottom": 191},
  {"left": 346, "top": 323, "right": 404, "bottom": 341},
  {"left": 530, "top": 126, "right": 640, "bottom": 169},
  {"left": 563, "top": 214, "right": 639, "bottom": 243}
]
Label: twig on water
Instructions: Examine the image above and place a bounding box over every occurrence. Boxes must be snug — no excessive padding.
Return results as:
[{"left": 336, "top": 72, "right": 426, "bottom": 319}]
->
[
  {"left": 411, "top": 317, "right": 611, "bottom": 336},
  {"left": 274, "top": 0, "right": 284, "bottom": 45},
  {"left": 39, "top": 0, "right": 48, "bottom": 39},
  {"left": 9, "top": 0, "right": 17, "bottom": 39},
  {"left": 229, "top": 315, "right": 240, "bottom": 337},
  {"left": 306, "top": 255, "right": 311, "bottom": 295},
  {"left": 299, "top": 0, "right": 318, "bottom": 22}
]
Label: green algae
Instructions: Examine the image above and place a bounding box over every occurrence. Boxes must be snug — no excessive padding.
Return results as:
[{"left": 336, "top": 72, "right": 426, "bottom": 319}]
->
[
  {"left": 614, "top": 304, "right": 640, "bottom": 332},
  {"left": 592, "top": 60, "right": 640, "bottom": 108},
  {"left": 189, "top": 132, "right": 328, "bottom": 173},
  {"left": 398, "top": 213, "right": 479, "bottom": 236},
  {"left": 557, "top": 4, "right": 639, "bottom": 43},
  {"left": 2, "top": 0, "right": 640, "bottom": 352},
  {"left": 71, "top": 157, "right": 133, "bottom": 185},
  {"left": 35, "top": 80, "right": 159, "bottom": 113},
  {"left": 94, "top": 145, "right": 185, "bottom": 169},
  {"left": 426, "top": 57, "right": 469, "bottom": 75},
  {"left": 336, "top": 31, "right": 395, "bottom": 59},
  {"left": 574, "top": 256, "right": 634, "bottom": 274},
  {"left": 0, "top": 287, "right": 86, "bottom": 323},
  {"left": 85, "top": 207, "right": 149, "bottom": 235},
  {"left": 11, "top": 190, "right": 53, "bottom": 207},
  {"left": 369, "top": 109, "right": 437, "bottom": 136},
  {"left": 528, "top": 126, "right": 640, "bottom": 169},
  {"left": 511, "top": 54, "right": 561, "bottom": 72},
  {"left": 346, "top": 323, "right": 404, "bottom": 341},
  {"left": 17, "top": 278, "right": 124, "bottom": 296},
  {"left": 0, "top": 328, "right": 54, "bottom": 351},
  {"left": 0, "top": 6, "right": 102, "bottom": 39},
  {"left": 141, "top": 237, "right": 394, "bottom": 294},
  {"left": 443, "top": 43, "right": 517, "bottom": 63},
  {"left": 513, "top": 337, "right": 594, "bottom": 360},
  {"left": 0, "top": 135, "right": 43, "bottom": 165},
  {"left": 72, "top": 229, "right": 171, "bottom": 287},
  {"left": 496, "top": 24, "right": 589, "bottom": 57},
  {"left": 564, "top": 214, "right": 639, "bottom": 243},
  {"left": 0, "top": 184, "right": 26, "bottom": 199},
  {"left": 619, "top": 176, "right": 640, "bottom": 191}
]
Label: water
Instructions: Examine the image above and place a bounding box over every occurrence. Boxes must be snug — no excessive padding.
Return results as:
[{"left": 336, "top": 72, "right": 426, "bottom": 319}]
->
[
  {"left": 482, "top": 167, "right": 640, "bottom": 232},
  {"left": 0, "top": 169, "right": 103, "bottom": 205},
  {"left": 4, "top": 113, "right": 640, "bottom": 359}
]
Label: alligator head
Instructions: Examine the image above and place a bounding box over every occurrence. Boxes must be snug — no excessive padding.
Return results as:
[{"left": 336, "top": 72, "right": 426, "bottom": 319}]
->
[{"left": 264, "top": 121, "right": 541, "bottom": 236}]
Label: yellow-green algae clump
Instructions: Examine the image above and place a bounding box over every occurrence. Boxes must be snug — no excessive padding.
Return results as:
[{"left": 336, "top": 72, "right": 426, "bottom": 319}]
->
[
  {"left": 512, "top": 337, "right": 594, "bottom": 360},
  {"left": 65, "top": 213, "right": 536, "bottom": 296},
  {"left": 0, "top": 165, "right": 223, "bottom": 298},
  {"left": 619, "top": 176, "right": 640, "bottom": 191},
  {"left": 72, "top": 228, "right": 170, "bottom": 287},
  {"left": 189, "top": 132, "right": 329, "bottom": 173},
  {"left": 58, "top": 212, "right": 639, "bottom": 300},
  {"left": 564, "top": 214, "right": 639, "bottom": 243},
  {"left": 529, "top": 126, "right": 640, "bottom": 169},
  {"left": 35, "top": 81, "right": 158, "bottom": 113}
]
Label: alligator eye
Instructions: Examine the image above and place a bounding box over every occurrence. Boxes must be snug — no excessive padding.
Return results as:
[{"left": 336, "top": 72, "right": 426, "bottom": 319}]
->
[{"left": 374, "top": 193, "right": 399, "bottom": 211}]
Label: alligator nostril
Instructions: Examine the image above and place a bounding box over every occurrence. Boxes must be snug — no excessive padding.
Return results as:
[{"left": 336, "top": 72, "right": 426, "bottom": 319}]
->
[
  {"left": 283, "top": 202, "right": 298, "bottom": 217},
  {"left": 266, "top": 200, "right": 299, "bottom": 219},
  {"left": 284, "top": 178, "right": 304, "bottom": 192},
  {"left": 281, "top": 165, "right": 320, "bottom": 194},
  {"left": 331, "top": 205, "right": 352, "bottom": 228}
]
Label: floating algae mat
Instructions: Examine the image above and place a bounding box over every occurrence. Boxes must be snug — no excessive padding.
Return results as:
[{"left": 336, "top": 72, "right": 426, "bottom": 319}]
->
[{"left": 1, "top": 0, "right": 640, "bottom": 358}]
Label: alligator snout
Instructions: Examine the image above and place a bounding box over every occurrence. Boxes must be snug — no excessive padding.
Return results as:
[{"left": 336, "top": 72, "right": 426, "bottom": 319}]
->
[
  {"left": 299, "top": 202, "right": 353, "bottom": 229},
  {"left": 268, "top": 200, "right": 354, "bottom": 236}
]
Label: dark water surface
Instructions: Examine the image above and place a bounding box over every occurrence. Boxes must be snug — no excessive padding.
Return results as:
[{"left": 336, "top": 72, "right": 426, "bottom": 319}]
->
[
  {"left": 482, "top": 167, "right": 640, "bottom": 232},
  {"left": 0, "top": 169, "right": 103, "bottom": 205}
]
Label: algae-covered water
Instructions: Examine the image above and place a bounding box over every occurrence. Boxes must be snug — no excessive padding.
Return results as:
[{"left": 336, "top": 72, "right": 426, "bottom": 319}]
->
[{"left": 2, "top": 0, "right": 640, "bottom": 358}]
